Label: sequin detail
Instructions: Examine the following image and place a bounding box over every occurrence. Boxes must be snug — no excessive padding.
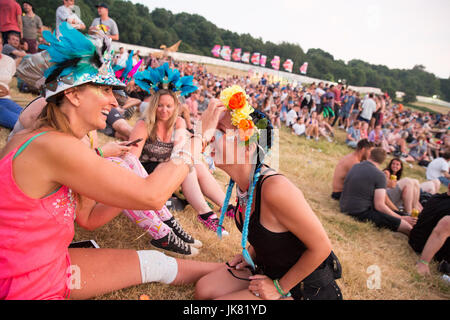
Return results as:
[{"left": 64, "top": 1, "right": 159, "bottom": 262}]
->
[{"left": 50, "top": 188, "right": 76, "bottom": 225}]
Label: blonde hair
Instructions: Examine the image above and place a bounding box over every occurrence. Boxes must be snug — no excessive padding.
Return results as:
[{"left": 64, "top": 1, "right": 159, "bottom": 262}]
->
[{"left": 142, "top": 89, "right": 179, "bottom": 142}]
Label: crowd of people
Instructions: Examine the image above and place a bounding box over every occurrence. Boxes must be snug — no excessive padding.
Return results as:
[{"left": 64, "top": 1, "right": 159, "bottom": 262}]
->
[{"left": 0, "top": 0, "right": 448, "bottom": 301}]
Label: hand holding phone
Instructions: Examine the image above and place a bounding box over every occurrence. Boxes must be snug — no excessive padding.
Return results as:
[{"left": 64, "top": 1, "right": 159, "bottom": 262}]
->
[{"left": 125, "top": 138, "right": 143, "bottom": 146}]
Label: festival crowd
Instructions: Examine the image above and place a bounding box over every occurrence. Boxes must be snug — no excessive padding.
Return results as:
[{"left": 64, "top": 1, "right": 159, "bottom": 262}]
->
[{"left": 0, "top": 0, "right": 449, "bottom": 301}]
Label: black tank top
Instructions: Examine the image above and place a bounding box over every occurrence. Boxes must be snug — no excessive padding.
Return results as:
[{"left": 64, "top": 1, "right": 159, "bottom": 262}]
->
[{"left": 234, "top": 172, "right": 307, "bottom": 281}]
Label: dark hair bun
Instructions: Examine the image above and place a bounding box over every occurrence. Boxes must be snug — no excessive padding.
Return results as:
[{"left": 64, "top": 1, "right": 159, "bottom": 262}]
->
[{"left": 251, "top": 109, "right": 273, "bottom": 151}]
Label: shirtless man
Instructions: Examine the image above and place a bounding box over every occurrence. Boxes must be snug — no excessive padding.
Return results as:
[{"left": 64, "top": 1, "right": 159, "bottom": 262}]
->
[{"left": 331, "top": 139, "right": 374, "bottom": 200}]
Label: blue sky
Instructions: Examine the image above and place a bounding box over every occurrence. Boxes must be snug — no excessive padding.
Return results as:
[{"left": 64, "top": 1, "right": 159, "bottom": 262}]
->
[{"left": 132, "top": 0, "right": 450, "bottom": 79}]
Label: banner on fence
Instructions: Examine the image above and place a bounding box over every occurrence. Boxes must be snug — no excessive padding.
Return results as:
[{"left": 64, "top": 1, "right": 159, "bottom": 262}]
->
[
  {"left": 220, "top": 46, "right": 231, "bottom": 61},
  {"left": 260, "top": 55, "right": 267, "bottom": 67},
  {"left": 241, "top": 52, "right": 250, "bottom": 63},
  {"left": 300, "top": 62, "right": 308, "bottom": 74},
  {"left": 232, "top": 48, "right": 242, "bottom": 62},
  {"left": 271, "top": 55, "right": 280, "bottom": 70},
  {"left": 283, "top": 59, "right": 293, "bottom": 73},
  {"left": 211, "top": 45, "right": 221, "bottom": 58}
]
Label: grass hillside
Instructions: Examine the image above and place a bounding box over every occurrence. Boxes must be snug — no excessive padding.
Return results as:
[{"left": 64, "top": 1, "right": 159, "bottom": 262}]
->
[{"left": 1, "top": 77, "right": 448, "bottom": 300}]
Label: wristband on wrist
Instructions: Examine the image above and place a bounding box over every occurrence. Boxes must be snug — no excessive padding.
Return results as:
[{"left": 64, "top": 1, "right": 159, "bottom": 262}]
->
[
  {"left": 273, "top": 279, "right": 291, "bottom": 298},
  {"left": 95, "top": 147, "right": 104, "bottom": 158},
  {"left": 418, "top": 259, "right": 429, "bottom": 266}
]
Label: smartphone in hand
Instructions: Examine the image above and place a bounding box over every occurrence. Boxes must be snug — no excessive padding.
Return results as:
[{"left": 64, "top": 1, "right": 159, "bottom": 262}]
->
[{"left": 125, "top": 138, "right": 143, "bottom": 146}]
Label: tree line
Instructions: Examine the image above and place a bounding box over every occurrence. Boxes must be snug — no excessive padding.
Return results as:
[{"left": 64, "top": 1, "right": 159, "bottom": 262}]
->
[{"left": 19, "top": 0, "right": 450, "bottom": 102}]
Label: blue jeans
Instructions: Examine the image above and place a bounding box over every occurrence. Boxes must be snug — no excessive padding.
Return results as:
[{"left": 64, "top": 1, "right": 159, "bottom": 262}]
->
[
  {"left": 0, "top": 98, "right": 22, "bottom": 129},
  {"left": 346, "top": 140, "right": 358, "bottom": 149},
  {"left": 438, "top": 176, "right": 450, "bottom": 187}
]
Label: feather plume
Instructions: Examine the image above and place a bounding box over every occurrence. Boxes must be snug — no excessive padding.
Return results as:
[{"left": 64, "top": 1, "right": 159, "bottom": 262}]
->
[{"left": 40, "top": 22, "right": 97, "bottom": 81}]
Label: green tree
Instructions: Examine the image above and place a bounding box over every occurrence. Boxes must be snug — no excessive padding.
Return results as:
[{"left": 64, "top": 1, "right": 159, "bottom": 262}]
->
[{"left": 403, "top": 90, "right": 417, "bottom": 104}]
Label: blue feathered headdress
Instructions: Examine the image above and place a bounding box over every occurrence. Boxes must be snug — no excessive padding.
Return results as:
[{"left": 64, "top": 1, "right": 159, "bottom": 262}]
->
[
  {"left": 39, "top": 22, "right": 125, "bottom": 101},
  {"left": 134, "top": 62, "right": 197, "bottom": 97}
]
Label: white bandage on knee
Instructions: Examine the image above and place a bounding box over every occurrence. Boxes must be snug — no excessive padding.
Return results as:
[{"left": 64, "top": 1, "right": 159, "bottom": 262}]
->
[{"left": 137, "top": 250, "right": 178, "bottom": 284}]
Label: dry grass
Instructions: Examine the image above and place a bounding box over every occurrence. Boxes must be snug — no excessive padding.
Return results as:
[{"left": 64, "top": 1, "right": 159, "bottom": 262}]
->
[
  {"left": 1, "top": 77, "right": 449, "bottom": 300},
  {"left": 409, "top": 101, "right": 450, "bottom": 115}
]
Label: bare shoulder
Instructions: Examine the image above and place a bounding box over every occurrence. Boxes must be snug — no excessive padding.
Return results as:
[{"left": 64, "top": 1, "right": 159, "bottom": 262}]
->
[
  {"left": 2, "top": 129, "right": 77, "bottom": 157},
  {"left": 132, "top": 119, "right": 149, "bottom": 135},
  {"left": 134, "top": 118, "right": 147, "bottom": 128},
  {"left": 341, "top": 153, "right": 359, "bottom": 169},
  {"left": 175, "top": 116, "right": 187, "bottom": 128},
  {"left": 260, "top": 172, "right": 300, "bottom": 200},
  {"left": 28, "top": 130, "right": 87, "bottom": 158}
]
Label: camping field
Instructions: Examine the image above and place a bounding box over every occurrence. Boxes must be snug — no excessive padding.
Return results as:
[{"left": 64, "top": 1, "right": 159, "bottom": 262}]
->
[{"left": 1, "top": 77, "right": 449, "bottom": 300}]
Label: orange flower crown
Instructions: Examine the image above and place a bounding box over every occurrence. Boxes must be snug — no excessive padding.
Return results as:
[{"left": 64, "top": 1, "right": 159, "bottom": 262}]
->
[{"left": 219, "top": 85, "right": 268, "bottom": 144}]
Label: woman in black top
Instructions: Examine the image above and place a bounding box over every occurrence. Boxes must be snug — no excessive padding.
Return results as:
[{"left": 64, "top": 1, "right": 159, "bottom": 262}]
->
[{"left": 195, "top": 92, "right": 342, "bottom": 300}]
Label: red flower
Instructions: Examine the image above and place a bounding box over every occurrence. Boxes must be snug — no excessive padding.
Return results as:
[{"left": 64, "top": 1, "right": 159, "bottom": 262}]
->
[{"left": 228, "top": 92, "right": 246, "bottom": 110}]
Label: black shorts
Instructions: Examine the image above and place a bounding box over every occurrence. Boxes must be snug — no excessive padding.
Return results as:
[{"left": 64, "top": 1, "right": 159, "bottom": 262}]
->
[
  {"left": 357, "top": 115, "right": 370, "bottom": 123},
  {"left": 292, "top": 280, "right": 342, "bottom": 300},
  {"left": 347, "top": 208, "right": 401, "bottom": 232}
]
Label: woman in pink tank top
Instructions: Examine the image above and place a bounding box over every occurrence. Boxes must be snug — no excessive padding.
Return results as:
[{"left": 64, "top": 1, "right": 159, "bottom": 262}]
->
[{"left": 0, "top": 22, "right": 224, "bottom": 300}]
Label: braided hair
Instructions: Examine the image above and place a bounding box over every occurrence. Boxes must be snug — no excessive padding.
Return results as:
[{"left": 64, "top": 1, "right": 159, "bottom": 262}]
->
[{"left": 217, "top": 109, "right": 274, "bottom": 270}]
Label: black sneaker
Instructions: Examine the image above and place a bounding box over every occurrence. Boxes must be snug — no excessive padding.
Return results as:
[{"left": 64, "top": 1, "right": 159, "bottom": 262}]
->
[
  {"left": 197, "top": 211, "right": 229, "bottom": 236},
  {"left": 150, "top": 231, "right": 199, "bottom": 256},
  {"left": 164, "top": 217, "right": 202, "bottom": 248}
]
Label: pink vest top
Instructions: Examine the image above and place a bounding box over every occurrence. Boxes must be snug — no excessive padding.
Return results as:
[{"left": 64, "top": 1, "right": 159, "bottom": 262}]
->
[{"left": 0, "top": 132, "right": 76, "bottom": 299}]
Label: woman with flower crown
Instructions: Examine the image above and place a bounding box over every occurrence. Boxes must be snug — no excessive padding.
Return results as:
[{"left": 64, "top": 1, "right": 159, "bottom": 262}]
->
[
  {"left": 195, "top": 85, "right": 343, "bottom": 300},
  {"left": 129, "top": 64, "right": 235, "bottom": 235},
  {"left": 0, "top": 23, "right": 223, "bottom": 300}
]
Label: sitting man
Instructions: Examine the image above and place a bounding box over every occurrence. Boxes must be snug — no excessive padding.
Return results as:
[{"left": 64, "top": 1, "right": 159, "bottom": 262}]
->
[
  {"left": 331, "top": 139, "right": 373, "bottom": 200},
  {"left": 426, "top": 150, "right": 450, "bottom": 187},
  {"left": 339, "top": 147, "right": 417, "bottom": 235},
  {"left": 345, "top": 120, "right": 361, "bottom": 149},
  {"left": 98, "top": 94, "right": 133, "bottom": 141},
  {"left": 409, "top": 184, "right": 450, "bottom": 276},
  {"left": 1, "top": 32, "right": 27, "bottom": 65},
  {"left": 291, "top": 116, "right": 306, "bottom": 136}
]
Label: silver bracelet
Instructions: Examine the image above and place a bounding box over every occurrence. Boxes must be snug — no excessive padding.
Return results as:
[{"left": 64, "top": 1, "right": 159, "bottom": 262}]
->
[
  {"left": 170, "top": 153, "right": 194, "bottom": 172},
  {"left": 177, "top": 149, "right": 194, "bottom": 160}
]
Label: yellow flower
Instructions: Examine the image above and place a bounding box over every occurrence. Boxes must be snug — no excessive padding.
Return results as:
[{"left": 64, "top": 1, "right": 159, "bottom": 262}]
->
[
  {"left": 231, "top": 102, "right": 254, "bottom": 127},
  {"left": 220, "top": 85, "right": 247, "bottom": 108}
]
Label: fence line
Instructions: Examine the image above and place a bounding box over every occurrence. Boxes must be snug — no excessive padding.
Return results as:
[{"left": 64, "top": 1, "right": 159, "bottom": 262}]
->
[
  {"left": 112, "top": 41, "right": 449, "bottom": 106},
  {"left": 112, "top": 41, "right": 382, "bottom": 94},
  {"left": 416, "top": 96, "right": 450, "bottom": 108}
]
